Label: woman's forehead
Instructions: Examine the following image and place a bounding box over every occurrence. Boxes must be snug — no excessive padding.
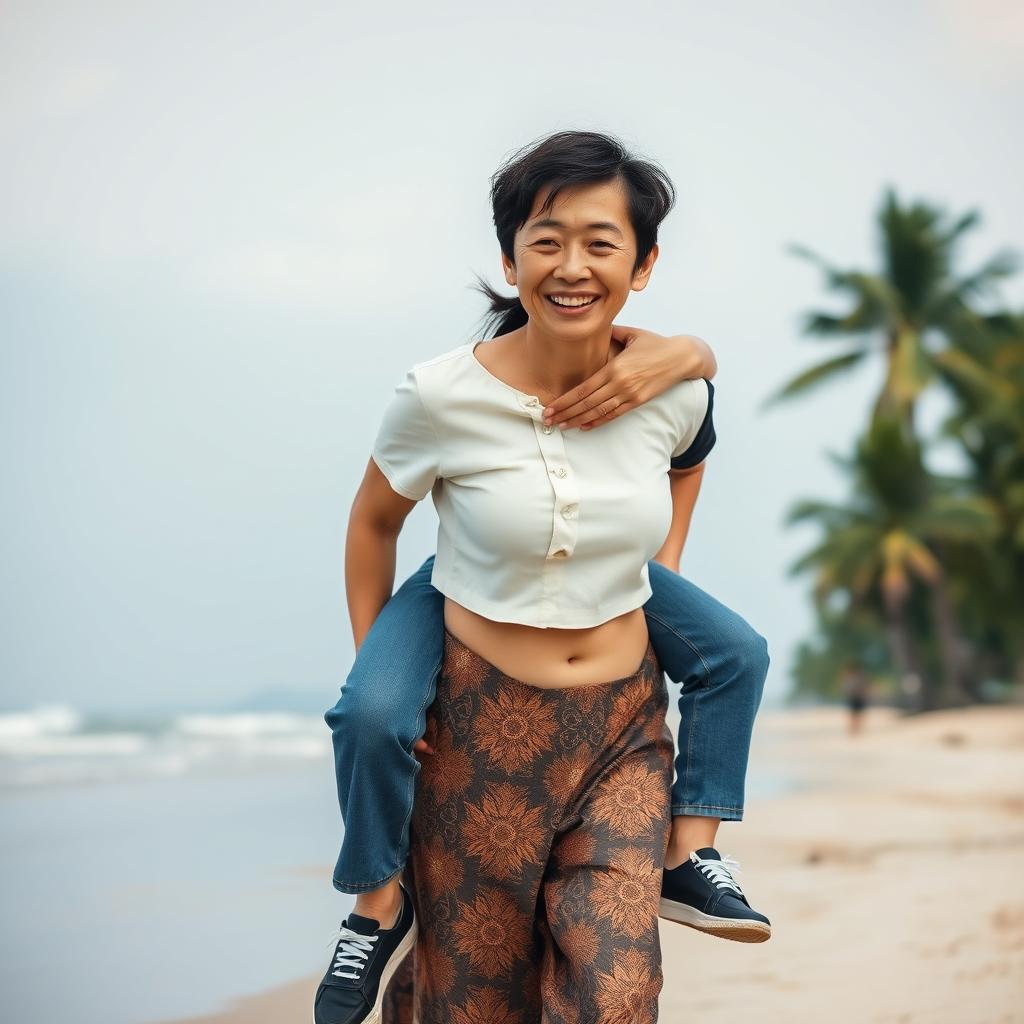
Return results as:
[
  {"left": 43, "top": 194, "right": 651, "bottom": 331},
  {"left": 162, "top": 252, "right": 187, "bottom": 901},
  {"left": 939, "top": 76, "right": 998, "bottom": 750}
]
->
[{"left": 523, "top": 180, "right": 630, "bottom": 231}]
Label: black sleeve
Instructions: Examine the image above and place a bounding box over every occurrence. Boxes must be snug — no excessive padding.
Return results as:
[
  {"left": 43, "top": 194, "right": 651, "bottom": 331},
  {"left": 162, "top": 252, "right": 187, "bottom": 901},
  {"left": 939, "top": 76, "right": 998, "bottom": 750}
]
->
[{"left": 669, "top": 379, "right": 716, "bottom": 470}]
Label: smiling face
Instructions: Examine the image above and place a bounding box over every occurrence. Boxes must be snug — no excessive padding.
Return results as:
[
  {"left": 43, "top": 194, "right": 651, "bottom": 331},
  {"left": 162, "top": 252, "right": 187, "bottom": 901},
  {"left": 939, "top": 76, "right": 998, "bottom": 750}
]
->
[{"left": 501, "top": 177, "right": 658, "bottom": 331}]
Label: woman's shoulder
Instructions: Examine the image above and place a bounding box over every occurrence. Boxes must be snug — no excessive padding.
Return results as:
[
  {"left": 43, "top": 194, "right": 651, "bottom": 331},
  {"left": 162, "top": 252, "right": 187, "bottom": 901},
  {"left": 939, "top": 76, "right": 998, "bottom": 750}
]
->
[
  {"left": 405, "top": 341, "right": 477, "bottom": 375},
  {"left": 393, "top": 341, "right": 476, "bottom": 394},
  {"left": 374, "top": 343, "right": 479, "bottom": 456},
  {"left": 648, "top": 375, "right": 712, "bottom": 416},
  {"left": 386, "top": 342, "right": 483, "bottom": 417}
]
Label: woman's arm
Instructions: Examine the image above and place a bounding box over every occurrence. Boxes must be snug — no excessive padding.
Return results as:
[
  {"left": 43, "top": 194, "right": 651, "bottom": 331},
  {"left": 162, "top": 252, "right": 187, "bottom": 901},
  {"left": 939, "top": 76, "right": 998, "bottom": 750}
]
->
[
  {"left": 543, "top": 328, "right": 717, "bottom": 432},
  {"left": 665, "top": 333, "right": 717, "bottom": 381},
  {"left": 615, "top": 327, "right": 717, "bottom": 382},
  {"left": 652, "top": 462, "right": 706, "bottom": 573},
  {"left": 346, "top": 457, "right": 419, "bottom": 650}
]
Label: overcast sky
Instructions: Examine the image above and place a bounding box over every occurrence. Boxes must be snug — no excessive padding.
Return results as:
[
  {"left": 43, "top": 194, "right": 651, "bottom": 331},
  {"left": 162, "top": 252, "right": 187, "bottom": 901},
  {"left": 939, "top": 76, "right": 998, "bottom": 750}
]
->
[{"left": 2, "top": 0, "right": 1022, "bottom": 714}]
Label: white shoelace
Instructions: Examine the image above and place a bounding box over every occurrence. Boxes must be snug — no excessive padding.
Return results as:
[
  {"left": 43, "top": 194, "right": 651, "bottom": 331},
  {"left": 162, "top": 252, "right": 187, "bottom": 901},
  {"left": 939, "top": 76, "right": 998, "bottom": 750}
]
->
[
  {"left": 326, "top": 925, "right": 379, "bottom": 979},
  {"left": 691, "top": 851, "right": 746, "bottom": 897}
]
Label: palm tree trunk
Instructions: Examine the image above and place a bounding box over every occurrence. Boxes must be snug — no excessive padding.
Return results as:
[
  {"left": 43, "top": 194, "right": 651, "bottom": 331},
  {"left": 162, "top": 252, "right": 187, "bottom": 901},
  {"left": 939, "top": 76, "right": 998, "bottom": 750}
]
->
[
  {"left": 883, "top": 591, "right": 929, "bottom": 712},
  {"left": 876, "top": 328, "right": 918, "bottom": 439},
  {"left": 929, "top": 560, "right": 982, "bottom": 706}
]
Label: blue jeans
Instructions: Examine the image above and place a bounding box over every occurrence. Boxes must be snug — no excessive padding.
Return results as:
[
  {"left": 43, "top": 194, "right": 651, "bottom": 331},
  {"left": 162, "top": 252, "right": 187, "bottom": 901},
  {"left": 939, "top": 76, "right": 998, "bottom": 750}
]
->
[{"left": 324, "top": 555, "right": 769, "bottom": 894}]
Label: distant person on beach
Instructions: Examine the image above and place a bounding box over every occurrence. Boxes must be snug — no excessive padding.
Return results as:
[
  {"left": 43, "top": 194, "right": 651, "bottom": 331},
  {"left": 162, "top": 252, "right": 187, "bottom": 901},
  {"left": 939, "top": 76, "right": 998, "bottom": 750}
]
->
[
  {"left": 315, "top": 130, "right": 772, "bottom": 1024},
  {"left": 841, "top": 661, "right": 871, "bottom": 736}
]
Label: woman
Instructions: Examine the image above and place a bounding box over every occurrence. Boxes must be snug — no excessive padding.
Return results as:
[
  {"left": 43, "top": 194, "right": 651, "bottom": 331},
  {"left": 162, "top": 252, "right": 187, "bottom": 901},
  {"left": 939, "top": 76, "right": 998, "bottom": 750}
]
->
[{"left": 316, "top": 131, "right": 771, "bottom": 1024}]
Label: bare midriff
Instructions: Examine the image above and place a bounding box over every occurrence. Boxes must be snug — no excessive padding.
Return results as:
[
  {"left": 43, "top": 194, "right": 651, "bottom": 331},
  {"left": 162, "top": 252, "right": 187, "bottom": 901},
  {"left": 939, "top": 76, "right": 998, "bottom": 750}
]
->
[{"left": 443, "top": 597, "right": 650, "bottom": 689}]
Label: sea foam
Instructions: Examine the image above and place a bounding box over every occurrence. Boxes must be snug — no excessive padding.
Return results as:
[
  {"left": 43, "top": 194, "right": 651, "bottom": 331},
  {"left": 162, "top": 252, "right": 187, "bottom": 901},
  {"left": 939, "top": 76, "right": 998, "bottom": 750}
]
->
[{"left": 0, "top": 704, "right": 331, "bottom": 788}]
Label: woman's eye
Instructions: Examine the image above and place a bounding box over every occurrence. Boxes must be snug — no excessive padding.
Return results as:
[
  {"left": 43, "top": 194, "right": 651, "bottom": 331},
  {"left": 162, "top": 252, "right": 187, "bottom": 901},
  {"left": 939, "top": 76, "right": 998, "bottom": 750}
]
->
[{"left": 534, "top": 239, "right": 615, "bottom": 249}]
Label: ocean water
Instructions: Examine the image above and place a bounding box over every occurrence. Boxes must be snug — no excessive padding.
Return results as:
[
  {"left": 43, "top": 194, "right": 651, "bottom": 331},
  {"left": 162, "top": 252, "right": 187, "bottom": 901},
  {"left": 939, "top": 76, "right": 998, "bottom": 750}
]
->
[
  {"left": 0, "top": 704, "right": 331, "bottom": 789},
  {"left": 0, "top": 701, "right": 796, "bottom": 1024},
  {"left": 0, "top": 704, "right": 347, "bottom": 1024}
]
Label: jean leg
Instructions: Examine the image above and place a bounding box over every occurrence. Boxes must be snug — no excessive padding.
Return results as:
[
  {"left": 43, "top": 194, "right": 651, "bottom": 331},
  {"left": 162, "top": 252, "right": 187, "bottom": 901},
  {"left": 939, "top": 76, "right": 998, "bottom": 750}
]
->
[
  {"left": 323, "top": 553, "right": 444, "bottom": 893},
  {"left": 642, "top": 560, "right": 770, "bottom": 821}
]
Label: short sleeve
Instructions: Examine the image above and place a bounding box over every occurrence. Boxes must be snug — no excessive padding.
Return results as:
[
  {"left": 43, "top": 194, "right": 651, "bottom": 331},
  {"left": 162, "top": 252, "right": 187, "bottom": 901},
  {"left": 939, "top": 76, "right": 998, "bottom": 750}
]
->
[
  {"left": 371, "top": 368, "right": 441, "bottom": 500},
  {"left": 670, "top": 378, "right": 716, "bottom": 470}
]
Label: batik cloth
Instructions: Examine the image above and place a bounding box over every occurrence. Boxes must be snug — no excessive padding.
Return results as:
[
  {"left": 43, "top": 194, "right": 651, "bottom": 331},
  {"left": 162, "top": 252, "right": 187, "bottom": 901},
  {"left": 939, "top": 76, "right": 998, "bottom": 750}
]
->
[{"left": 382, "top": 627, "right": 674, "bottom": 1024}]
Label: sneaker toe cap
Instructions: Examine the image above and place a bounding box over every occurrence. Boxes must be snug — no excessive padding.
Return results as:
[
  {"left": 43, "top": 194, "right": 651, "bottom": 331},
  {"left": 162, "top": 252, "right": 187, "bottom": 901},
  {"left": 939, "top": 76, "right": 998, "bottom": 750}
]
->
[
  {"left": 712, "top": 893, "right": 771, "bottom": 926},
  {"left": 314, "top": 984, "right": 370, "bottom": 1024}
]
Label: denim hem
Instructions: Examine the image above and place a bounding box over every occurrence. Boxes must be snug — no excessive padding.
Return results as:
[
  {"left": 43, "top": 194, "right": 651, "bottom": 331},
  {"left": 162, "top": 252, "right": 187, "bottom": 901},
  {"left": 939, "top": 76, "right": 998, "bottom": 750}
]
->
[
  {"left": 671, "top": 803, "right": 744, "bottom": 821},
  {"left": 331, "top": 863, "right": 405, "bottom": 895}
]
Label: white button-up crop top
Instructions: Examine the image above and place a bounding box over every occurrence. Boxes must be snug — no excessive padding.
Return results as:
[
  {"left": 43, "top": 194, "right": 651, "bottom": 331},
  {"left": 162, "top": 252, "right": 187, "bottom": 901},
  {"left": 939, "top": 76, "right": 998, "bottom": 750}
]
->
[{"left": 371, "top": 340, "right": 716, "bottom": 629}]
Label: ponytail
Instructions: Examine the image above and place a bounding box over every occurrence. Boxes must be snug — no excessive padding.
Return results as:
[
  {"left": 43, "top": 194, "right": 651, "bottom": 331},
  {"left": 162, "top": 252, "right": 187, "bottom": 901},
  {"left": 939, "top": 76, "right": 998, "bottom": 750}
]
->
[{"left": 469, "top": 273, "right": 529, "bottom": 340}]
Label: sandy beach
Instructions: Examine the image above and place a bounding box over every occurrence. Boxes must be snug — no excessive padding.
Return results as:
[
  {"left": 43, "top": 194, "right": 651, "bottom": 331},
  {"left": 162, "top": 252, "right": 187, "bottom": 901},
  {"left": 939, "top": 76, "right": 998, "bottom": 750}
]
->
[{"left": 157, "top": 705, "right": 1024, "bottom": 1024}]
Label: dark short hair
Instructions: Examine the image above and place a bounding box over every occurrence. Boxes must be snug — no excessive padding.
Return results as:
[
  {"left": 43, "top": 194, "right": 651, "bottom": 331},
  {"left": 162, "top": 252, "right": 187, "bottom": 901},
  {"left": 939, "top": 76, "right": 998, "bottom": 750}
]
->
[{"left": 472, "top": 130, "right": 677, "bottom": 339}]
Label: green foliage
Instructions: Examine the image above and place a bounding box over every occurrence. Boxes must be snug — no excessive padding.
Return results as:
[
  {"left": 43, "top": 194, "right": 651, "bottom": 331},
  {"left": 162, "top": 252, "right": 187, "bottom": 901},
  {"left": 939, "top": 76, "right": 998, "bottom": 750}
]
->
[
  {"left": 935, "top": 311, "right": 1024, "bottom": 674},
  {"left": 774, "top": 189, "right": 1022, "bottom": 709},
  {"left": 767, "top": 189, "right": 1019, "bottom": 425},
  {"left": 789, "top": 601, "right": 892, "bottom": 703}
]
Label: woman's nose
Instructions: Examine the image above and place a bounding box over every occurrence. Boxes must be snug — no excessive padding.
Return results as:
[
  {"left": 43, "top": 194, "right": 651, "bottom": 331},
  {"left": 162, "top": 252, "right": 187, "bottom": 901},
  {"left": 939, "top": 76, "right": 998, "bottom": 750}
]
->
[{"left": 556, "top": 245, "right": 591, "bottom": 279}]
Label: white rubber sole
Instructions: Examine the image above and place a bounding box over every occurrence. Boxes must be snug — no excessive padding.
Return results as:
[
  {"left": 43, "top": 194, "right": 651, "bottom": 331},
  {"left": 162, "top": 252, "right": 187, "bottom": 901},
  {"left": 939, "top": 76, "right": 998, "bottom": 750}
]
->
[
  {"left": 314, "top": 913, "right": 418, "bottom": 1024},
  {"left": 659, "top": 897, "right": 771, "bottom": 943},
  {"left": 363, "top": 913, "right": 418, "bottom": 1024}
]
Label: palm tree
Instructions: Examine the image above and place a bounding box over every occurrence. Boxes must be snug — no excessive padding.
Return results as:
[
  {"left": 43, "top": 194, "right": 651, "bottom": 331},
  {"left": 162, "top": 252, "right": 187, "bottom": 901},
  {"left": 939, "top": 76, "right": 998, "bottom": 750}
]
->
[
  {"left": 933, "top": 309, "right": 1024, "bottom": 688},
  {"left": 765, "top": 189, "right": 1018, "bottom": 436},
  {"left": 790, "top": 599, "right": 891, "bottom": 703},
  {"left": 786, "top": 415, "right": 999, "bottom": 710}
]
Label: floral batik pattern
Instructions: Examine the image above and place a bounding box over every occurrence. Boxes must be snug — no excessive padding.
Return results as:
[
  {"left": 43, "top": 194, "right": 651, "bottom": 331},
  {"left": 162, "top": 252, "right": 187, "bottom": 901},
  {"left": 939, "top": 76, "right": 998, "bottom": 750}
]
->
[{"left": 382, "top": 628, "right": 673, "bottom": 1024}]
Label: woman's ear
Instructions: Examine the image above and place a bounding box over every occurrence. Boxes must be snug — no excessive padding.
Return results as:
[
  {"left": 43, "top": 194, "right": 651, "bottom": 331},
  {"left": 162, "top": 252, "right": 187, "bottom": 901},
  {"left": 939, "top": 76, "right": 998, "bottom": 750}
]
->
[
  {"left": 501, "top": 251, "right": 517, "bottom": 287},
  {"left": 631, "top": 242, "right": 659, "bottom": 293}
]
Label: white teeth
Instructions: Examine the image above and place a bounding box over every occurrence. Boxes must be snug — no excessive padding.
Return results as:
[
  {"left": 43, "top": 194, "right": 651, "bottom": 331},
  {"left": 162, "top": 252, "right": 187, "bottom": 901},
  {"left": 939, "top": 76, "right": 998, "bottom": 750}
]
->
[{"left": 549, "top": 295, "right": 597, "bottom": 307}]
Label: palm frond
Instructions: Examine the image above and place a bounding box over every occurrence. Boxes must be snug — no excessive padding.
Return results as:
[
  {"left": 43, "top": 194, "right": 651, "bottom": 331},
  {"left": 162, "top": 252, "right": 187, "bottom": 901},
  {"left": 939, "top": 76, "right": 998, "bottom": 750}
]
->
[
  {"left": 785, "top": 242, "right": 841, "bottom": 283},
  {"left": 761, "top": 349, "right": 868, "bottom": 410},
  {"left": 903, "top": 536, "right": 941, "bottom": 583},
  {"left": 785, "top": 499, "right": 858, "bottom": 528},
  {"left": 915, "top": 496, "right": 1001, "bottom": 542},
  {"left": 954, "top": 249, "right": 1022, "bottom": 303},
  {"left": 942, "top": 209, "right": 982, "bottom": 245},
  {"left": 932, "top": 348, "right": 1012, "bottom": 401}
]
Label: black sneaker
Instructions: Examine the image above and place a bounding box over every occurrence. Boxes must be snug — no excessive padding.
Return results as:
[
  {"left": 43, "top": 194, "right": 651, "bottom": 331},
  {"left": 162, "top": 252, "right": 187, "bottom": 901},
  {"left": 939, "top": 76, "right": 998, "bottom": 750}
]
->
[
  {"left": 313, "top": 883, "right": 417, "bottom": 1024},
  {"left": 659, "top": 847, "right": 771, "bottom": 943}
]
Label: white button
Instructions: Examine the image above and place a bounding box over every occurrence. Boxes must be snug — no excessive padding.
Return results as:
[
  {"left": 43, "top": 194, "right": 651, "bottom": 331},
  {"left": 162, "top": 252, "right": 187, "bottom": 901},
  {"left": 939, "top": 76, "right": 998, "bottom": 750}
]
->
[
  {"left": 560, "top": 504, "right": 577, "bottom": 520},
  {"left": 551, "top": 548, "right": 568, "bottom": 558},
  {"left": 526, "top": 397, "right": 541, "bottom": 408},
  {"left": 551, "top": 468, "right": 568, "bottom": 478},
  {"left": 542, "top": 424, "right": 553, "bottom": 434}
]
